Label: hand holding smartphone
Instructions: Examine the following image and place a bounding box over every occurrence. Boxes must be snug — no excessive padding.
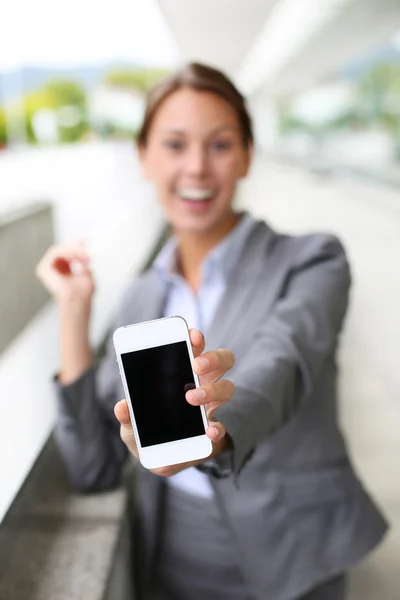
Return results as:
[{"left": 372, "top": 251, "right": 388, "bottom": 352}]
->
[{"left": 113, "top": 316, "right": 214, "bottom": 470}]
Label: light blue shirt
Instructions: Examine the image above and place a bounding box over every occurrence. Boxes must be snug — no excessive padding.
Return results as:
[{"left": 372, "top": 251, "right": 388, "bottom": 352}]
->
[{"left": 153, "top": 212, "right": 256, "bottom": 497}]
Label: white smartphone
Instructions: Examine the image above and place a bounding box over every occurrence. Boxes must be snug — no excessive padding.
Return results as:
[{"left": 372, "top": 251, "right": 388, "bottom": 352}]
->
[{"left": 113, "top": 316, "right": 213, "bottom": 469}]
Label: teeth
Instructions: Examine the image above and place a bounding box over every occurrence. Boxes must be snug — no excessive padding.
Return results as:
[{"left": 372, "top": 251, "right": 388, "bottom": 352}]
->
[{"left": 178, "top": 188, "right": 214, "bottom": 201}]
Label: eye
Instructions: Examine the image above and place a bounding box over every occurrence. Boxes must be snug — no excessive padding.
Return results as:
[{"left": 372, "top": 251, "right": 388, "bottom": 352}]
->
[
  {"left": 210, "top": 140, "right": 232, "bottom": 152},
  {"left": 163, "top": 139, "right": 185, "bottom": 152}
]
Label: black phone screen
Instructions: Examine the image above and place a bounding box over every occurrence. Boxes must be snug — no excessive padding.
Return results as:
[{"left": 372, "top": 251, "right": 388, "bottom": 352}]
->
[{"left": 121, "top": 341, "right": 205, "bottom": 447}]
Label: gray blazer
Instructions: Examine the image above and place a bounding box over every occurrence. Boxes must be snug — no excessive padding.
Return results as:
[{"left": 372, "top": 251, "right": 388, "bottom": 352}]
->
[{"left": 55, "top": 219, "right": 388, "bottom": 600}]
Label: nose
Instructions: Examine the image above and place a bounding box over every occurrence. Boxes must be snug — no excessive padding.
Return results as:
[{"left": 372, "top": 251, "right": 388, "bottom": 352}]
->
[{"left": 185, "top": 144, "right": 208, "bottom": 178}]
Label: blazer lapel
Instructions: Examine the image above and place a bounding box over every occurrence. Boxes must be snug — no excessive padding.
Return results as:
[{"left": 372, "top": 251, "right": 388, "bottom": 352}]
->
[
  {"left": 205, "top": 222, "right": 269, "bottom": 352},
  {"left": 130, "top": 270, "right": 166, "bottom": 323},
  {"left": 205, "top": 221, "right": 289, "bottom": 355},
  {"left": 135, "top": 225, "right": 290, "bottom": 362}
]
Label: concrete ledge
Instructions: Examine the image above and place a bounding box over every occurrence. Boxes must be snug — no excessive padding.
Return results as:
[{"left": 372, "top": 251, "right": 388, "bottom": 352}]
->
[
  {"left": 0, "top": 201, "right": 53, "bottom": 355},
  {"left": 0, "top": 224, "right": 169, "bottom": 599},
  {"left": 0, "top": 436, "right": 133, "bottom": 600}
]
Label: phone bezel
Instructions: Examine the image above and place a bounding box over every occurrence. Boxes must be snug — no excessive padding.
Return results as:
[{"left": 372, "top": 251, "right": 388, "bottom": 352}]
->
[{"left": 113, "top": 316, "right": 212, "bottom": 469}]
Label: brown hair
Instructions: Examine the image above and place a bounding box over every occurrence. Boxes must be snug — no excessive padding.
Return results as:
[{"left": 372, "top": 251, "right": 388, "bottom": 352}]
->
[{"left": 137, "top": 62, "right": 253, "bottom": 148}]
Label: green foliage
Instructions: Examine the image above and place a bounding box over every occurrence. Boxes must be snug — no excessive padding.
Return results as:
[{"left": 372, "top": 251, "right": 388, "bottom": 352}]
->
[
  {"left": 323, "top": 109, "right": 366, "bottom": 133},
  {"left": 356, "top": 62, "right": 400, "bottom": 136},
  {"left": 23, "top": 89, "right": 57, "bottom": 143},
  {"left": 279, "top": 61, "right": 400, "bottom": 141},
  {"left": 96, "top": 121, "right": 139, "bottom": 140},
  {"left": 0, "top": 107, "right": 7, "bottom": 146},
  {"left": 279, "top": 113, "right": 311, "bottom": 134},
  {"left": 358, "top": 63, "right": 400, "bottom": 101},
  {"left": 103, "top": 68, "right": 170, "bottom": 93},
  {"left": 6, "top": 78, "right": 88, "bottom": 144},
  {"left": 43, "top": 79, "right": 86, "bottom": 108}
]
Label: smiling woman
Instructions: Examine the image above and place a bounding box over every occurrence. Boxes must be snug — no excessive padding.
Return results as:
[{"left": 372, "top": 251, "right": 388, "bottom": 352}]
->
[
  {"left": 36, "top": 62, "right": 387, "bottom": 600},
  {"left": 139, "top": 88, "right": 250, "bottom": 240},
  {"left": 137, "top": 63, "right": 253, "bottom": 243}
]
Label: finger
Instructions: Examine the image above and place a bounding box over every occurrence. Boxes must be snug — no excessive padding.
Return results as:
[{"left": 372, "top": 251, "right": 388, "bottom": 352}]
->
[
  {"left": 189, "top": 328, "right": 205, "bottom": 358},
  {"left": 47, "top": 243, "right": 90, "bottom": 262},
  {"left": 114, "top": 399, "right": 131, "bottom": 425},
  {"left": 51, "top": 251, "right": 90, "bottom": 267},
  {"left": 186, "top": 379, "right": 235, "bottom": 416},
  {"left": 151, "top": 461, "right": 193, "bottom": 478},
  {"left": 114, "top": 400, "right": 138, "bottom": 457},
  {"left": 193, "top": 348, "right": 235, "bottom": 384},
  {"left": 50, "top": 257, "right": 72, "bottom": 276},
  {"left": 36, "top": 245, "right": 90, "bottom": 278},
  {"left": 206, "top": 421, "right": 226, "bottom": 443},
  {"left": 51, "top": 257, "right": 87, "bottom": 276}
]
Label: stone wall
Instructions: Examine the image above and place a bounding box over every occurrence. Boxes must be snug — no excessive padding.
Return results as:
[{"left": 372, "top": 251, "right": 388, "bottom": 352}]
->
[{"left": 0, "top": 202, "right": 53, "bottom": 355}]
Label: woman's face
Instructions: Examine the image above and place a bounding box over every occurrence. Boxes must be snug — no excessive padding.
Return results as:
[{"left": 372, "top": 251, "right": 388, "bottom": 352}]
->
[{"left": 139, "top": 88, "right": 252, "bottom": 236}]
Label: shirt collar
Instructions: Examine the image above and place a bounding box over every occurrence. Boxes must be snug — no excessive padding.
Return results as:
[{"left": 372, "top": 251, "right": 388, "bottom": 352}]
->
[
  {"left": 154, "top": 212, "right": 256, "bottom": 284},
  {"left": 154, "top": 235, "right": 179, "bottom": 280},
  {"left": 206, "top": 212, "right": 256, "bottom": 280}
]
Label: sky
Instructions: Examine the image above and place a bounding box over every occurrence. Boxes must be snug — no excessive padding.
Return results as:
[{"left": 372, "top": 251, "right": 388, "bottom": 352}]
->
[{"left": 0, "top": 0, "right": 181, "bottom": 71}]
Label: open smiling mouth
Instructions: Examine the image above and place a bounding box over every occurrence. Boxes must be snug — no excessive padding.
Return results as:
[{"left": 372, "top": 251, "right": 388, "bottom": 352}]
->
[{"left": 175, "top": 188, "right": 216, "bottom": 209}]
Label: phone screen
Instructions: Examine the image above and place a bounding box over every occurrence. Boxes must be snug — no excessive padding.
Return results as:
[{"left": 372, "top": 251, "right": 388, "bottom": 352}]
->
[{"left": 121, "top": 341, "right": 205, "bottom": 447}]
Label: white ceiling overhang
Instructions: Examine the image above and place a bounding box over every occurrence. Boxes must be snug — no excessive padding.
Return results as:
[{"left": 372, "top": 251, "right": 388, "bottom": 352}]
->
[
  {"left": 157, "top": 0, "right": 281, "bottom": 77},
  {"left": 158, "top": 0, "right": 400, "bottom": 98}
]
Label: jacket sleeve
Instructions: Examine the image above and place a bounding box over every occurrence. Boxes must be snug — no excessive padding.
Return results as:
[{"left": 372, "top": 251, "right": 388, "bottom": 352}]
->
[
  {"left": 53, "top": 284, "right": 137, "bottom": 492},
  {"left": 213, "top": 234, "right": 351, "bottom": 478}
]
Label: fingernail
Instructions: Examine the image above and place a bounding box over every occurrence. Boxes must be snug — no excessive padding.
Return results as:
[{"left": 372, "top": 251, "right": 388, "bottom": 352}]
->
[
  {"left": 189, "top": 388, "right": 205, "bottom": 402},
  {"left": 196, "top": 357, "right": 209, "bottom": 371}
]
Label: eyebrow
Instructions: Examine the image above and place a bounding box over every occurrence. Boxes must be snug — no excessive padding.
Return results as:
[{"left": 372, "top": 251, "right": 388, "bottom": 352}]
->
[{"left": 160, "top": 125, "right": 239, "bottom": 137}]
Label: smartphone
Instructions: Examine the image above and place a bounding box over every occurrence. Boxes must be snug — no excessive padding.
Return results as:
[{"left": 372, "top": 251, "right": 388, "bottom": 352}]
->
[{"left": 113, "top": 316, "right": 213, "bottom": 469}]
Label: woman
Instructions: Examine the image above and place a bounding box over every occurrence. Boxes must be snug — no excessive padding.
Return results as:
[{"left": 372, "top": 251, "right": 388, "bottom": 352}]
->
[{"left": 36, "top": 63, "right": 387, "bottom": 600}]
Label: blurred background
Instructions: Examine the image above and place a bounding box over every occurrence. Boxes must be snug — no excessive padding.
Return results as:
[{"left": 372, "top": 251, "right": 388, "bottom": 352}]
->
[{"left": 0, "top": 1, "right": 399, "bottom": 599}]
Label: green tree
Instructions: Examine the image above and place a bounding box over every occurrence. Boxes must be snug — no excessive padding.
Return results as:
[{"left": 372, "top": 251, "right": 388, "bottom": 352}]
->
[
  {"left": 0, "top": 106, "right": 7, "bottom": 146},
  {"left": 104, "top": 68, "right": 170, "bottom": 93},
  {"left": 8, "top": 79, "right": 88, "bottom": 144},
  {"left": 44, "top": 79, "right": 86, "bottom": 107},
  {"left": 43, "top": 79, "right": 88, "bottom": 142},
  {"left": 357, "top": 62, "right": 400, "bottom": 137},
  {"left": 279, "top": 113, "right": 311, "bottom": 134},
  {"left": 23, "top": 89, "right": 57, "bottom": 143},
  {"left": 324, "top": 108, "right": 366, "bottom": 132}
]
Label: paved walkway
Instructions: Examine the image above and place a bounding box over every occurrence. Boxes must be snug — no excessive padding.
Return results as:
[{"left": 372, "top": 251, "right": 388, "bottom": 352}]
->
[{"left": 238, "top": 158, "right": 400, "bottom": 600}]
